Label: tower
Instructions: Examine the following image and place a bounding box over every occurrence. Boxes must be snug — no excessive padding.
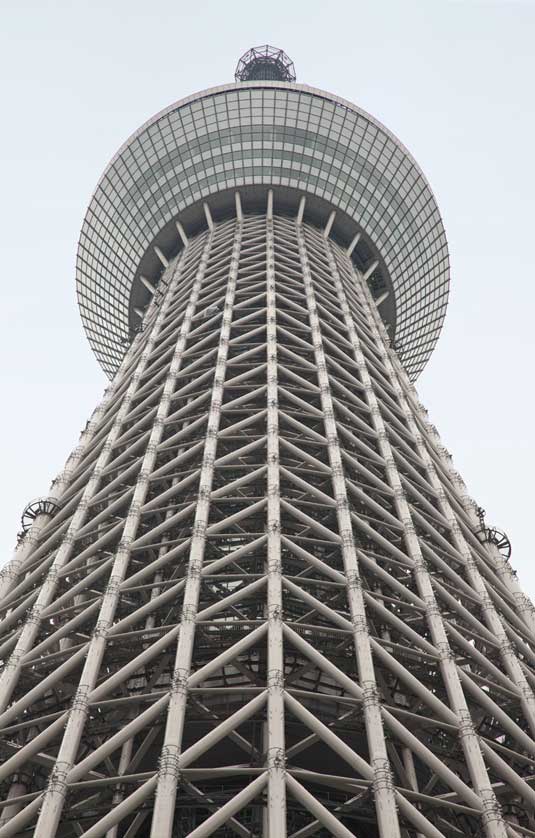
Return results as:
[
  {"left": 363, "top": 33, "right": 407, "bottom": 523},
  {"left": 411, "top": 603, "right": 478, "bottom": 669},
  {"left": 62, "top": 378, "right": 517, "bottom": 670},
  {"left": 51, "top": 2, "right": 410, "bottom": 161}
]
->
[{"left": 1, "top": 42, "right": 534, "bottom": 837}]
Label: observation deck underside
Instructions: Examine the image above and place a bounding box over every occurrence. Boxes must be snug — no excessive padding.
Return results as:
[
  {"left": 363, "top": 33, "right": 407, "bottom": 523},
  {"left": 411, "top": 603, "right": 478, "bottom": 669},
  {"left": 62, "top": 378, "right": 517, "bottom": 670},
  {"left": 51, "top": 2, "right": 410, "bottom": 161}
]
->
[{"left": 76, "top": 82, "right": 449, "bottom": 381}]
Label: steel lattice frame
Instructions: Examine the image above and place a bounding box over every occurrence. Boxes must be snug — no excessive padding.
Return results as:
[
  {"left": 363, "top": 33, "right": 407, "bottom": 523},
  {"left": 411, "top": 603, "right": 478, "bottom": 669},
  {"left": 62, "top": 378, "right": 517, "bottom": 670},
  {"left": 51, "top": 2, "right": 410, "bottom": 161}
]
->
[
  {"left": 1, "top": 196, "right": 535, "bottom": 838},
  {"left": 234, "top": 46, "right": 296, "bottom": 83}
]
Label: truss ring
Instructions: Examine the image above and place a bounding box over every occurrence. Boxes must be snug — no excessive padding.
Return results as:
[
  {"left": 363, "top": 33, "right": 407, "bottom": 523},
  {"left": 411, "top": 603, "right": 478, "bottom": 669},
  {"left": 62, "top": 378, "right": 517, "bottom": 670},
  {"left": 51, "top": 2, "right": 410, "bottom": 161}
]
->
[{"left": 20, "top": 497, "right": 60, "bottom": 532}]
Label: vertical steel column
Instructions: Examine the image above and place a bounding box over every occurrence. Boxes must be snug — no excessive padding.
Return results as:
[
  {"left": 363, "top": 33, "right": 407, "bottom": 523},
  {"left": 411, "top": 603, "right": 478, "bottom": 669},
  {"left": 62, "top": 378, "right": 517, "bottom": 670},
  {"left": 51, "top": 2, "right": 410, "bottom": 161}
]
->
[
  {"left": 103, "top": 462, "right": 188, "bottom": 838},
  {"left": 404, "top": 376, "right": 535, "bottom": 638},
  {"left": 295, "top": 212, "right": 401, "bottom": 838},
  {"left": 367, "top": 294, "right": 535, "bottom": 737},
  {"left": 149, "top": 215, "right": 242, "bottom": 838},
  {"left": 0, "top": 255, "right": 190, "bottom": 726},
  {"left": 368, "top": 279, "right": 535, "bottom": 713},
  {"left": 33, "top": 233, "right": 211, "bottom": 837},
  {"left": 104, "top": 734, "right": 135, "bottom": 838},
  {"left": 338, "top": 249, "right": 508, "bottom": 838},
  {"left": 0, "top": 338, "right": 141, "bottom": 602},
  {"left": 265, "top": 193, "right": 287, "bottom": 836},
  {"left": 0, "top": 369, "right": 135, "bottom": 823},
  {"left": 0, "top": 250, "right": 193, "bottom": 837}
]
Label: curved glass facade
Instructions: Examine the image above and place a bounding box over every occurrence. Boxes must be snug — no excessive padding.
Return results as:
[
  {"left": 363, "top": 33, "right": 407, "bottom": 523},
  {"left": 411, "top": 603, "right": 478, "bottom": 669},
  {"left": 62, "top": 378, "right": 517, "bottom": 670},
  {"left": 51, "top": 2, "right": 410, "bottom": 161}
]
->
[{"left": 76, "top": 81, "right": 449, "bottom": 380}]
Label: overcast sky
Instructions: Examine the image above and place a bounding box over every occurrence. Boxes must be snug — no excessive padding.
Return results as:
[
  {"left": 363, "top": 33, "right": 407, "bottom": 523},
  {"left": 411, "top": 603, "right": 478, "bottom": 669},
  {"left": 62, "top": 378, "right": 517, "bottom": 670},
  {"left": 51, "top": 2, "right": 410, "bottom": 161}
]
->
[{"left": 1, "top": 0, "right": 534, "bottom": 599}]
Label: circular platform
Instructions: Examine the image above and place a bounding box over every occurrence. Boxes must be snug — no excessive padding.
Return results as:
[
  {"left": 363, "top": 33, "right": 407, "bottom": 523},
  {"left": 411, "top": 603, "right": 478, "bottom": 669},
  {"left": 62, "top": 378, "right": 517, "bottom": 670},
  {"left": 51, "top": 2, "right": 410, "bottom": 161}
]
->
[{"left": 76, "top": 81, "right": 449, "bottom": 380}]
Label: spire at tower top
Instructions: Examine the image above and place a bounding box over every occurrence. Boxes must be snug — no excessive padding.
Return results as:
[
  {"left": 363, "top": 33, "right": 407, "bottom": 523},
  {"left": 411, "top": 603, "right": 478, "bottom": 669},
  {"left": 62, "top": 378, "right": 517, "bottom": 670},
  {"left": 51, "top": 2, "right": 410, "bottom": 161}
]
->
[{"left": 235, "top": 45, "right": 296, "bottom": 83}]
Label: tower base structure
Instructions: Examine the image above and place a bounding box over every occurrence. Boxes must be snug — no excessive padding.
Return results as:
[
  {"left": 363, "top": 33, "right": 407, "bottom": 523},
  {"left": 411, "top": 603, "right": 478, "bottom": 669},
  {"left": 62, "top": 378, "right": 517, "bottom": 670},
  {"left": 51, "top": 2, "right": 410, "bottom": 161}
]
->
[{"left": 0, "top": 195, "right": 535, "bottom": 838}]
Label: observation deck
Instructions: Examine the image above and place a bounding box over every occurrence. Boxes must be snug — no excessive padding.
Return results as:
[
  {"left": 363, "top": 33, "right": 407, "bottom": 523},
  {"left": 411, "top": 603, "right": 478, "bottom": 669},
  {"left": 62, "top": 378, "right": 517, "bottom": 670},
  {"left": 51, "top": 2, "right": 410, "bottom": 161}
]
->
[{"left": 76, "top": 46, "right": 449, "bottom": 381}]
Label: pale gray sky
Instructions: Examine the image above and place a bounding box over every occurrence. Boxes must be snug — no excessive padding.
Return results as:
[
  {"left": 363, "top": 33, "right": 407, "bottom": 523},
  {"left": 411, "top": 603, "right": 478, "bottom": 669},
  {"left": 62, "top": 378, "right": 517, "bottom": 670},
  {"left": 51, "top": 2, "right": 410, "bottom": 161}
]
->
[{"left": 1, "top": 0, "right": 534, "bottom": 597}]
